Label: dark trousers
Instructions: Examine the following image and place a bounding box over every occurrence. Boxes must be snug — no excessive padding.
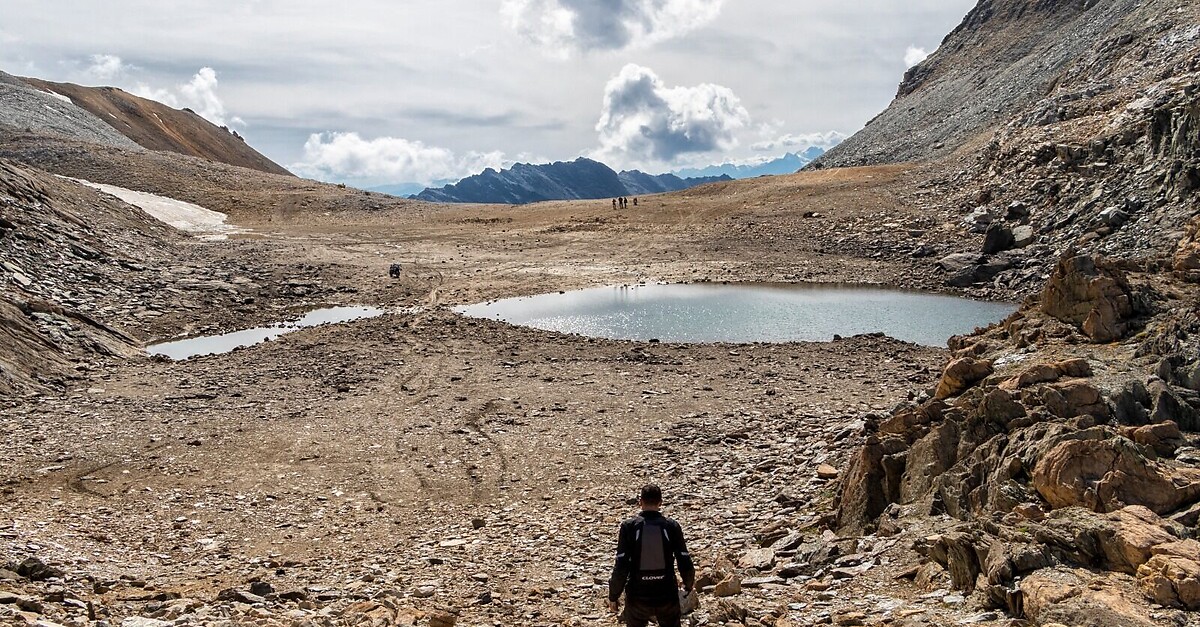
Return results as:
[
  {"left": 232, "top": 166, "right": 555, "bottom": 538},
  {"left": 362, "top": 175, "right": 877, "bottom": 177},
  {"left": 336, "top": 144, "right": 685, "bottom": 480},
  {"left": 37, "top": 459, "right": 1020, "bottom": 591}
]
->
[{"left": 624, "top": 597, "right": 681, "bottom": 627}]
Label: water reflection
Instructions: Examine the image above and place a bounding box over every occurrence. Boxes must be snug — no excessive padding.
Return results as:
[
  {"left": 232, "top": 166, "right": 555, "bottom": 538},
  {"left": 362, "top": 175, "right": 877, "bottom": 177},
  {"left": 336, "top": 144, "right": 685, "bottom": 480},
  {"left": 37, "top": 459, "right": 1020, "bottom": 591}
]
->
[
  {"left": 147, "top": 306, "right": 385, "bottom": 360},
  {"left": 455, "top": 283, "right": 1014, "bottom": 347}
]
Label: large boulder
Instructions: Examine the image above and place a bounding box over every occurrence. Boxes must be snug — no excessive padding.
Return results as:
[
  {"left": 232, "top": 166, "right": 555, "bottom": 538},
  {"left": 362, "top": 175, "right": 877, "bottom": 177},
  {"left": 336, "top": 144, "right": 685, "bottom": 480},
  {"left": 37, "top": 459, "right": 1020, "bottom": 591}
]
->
[
  {"left": 1121, "top": 421, "right": 1185, "bottom": 458},
  {"left": 834, "top": 437, "right": 906, "bottom": 534},
  {"left": 1031, "top": 437, "right": 1200, "bottom": 514},
  {"left": 1041, "top": 380, "right": 1109, "bottom": 419},
  {"left": 1041, "top": 254, "right": 1135, "bottom": 343},
  {"left": 936, "top": 252, "right": 1012, "bottom": 287},
  {"left": 1020, "top": 568, "right": 1157, "bottom": 627},
  {"left": 999, "top": 358, "right": 1092, "bottom": 391},
  {"left": 1097, "top": 506, "right": 1180, "bottom": 574},
  {"left": 1137, "top": 540, "right": 1200, "bottom": 610},
  {"left": 935, "top": 357, "right": 994, "bottom": 399},
  {"left": 1037, "top": 506, "right": 1186, "bottom": 574},
  {"left": 982, "top": 223, "right": 1015, "bottom": 254}
]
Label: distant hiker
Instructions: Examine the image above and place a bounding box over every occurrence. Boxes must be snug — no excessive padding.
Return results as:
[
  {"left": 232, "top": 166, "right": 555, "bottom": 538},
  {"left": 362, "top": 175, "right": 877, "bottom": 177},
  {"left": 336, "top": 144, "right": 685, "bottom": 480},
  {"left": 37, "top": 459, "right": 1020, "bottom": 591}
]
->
[
  {"left": 633, "top": 197, "right": 638, "bottom": 207},
  {"left": 388, "top": 263, "right": 401, "bottom": 278},
  {"left": 607, "top": 484, "right": 696, "bottom": 627},
  {"left": 613, "top": 198, "right": 618, "bottom": 209}
]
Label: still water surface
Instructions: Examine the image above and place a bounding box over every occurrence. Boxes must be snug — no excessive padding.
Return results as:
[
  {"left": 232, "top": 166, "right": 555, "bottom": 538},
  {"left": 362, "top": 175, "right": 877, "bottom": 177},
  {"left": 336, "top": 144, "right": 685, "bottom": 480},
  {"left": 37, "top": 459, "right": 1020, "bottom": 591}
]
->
[
  {"left": 455, "top": 283, "right": 1015, "bottom": 347},
  {"left": 147, "top": 306, "right": 385, "bottom": 360}
]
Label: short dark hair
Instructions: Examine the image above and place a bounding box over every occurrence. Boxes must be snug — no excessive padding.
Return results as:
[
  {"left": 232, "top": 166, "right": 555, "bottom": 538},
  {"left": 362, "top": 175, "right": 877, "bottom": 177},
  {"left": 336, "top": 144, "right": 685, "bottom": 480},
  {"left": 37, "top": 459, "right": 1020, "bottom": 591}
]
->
[{"left": 640, "top": 484, "right": 662, "bottom": 504}]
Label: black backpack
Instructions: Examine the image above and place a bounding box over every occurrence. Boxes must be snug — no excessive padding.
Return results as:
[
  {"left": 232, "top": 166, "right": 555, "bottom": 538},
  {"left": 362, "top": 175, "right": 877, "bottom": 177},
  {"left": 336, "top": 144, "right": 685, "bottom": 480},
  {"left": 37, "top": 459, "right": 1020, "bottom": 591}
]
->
[{"left": 629, "top": 516, "right": 676, "bottom": 598}]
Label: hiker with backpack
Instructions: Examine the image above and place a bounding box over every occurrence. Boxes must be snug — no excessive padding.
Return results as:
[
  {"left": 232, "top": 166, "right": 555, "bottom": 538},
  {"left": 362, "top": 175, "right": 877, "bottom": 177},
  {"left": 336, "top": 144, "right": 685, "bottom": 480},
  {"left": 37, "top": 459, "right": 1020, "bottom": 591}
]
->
[{"left": 607, "top": 484, "right": 696, "bottom": 626}]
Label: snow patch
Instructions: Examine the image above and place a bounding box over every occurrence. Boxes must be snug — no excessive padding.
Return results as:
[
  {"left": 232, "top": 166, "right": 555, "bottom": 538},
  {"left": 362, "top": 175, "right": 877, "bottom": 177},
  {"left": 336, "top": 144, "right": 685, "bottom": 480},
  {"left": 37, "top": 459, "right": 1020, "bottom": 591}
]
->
[
  {"left": 42, "top": 90, "right": 72, "bottom": 104},
  {"left": 70, "top": 179, "right": 242, "bottom": 240}
]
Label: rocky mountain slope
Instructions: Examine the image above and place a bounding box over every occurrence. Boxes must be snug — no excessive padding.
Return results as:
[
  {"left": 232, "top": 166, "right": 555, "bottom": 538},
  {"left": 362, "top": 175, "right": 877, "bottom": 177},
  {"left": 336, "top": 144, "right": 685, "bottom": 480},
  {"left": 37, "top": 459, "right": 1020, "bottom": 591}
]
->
[
  {"left": 414, "top": 157, "right": 729, "bottom": 204},
  {"left": 0, "top": 129, "right": 415, "bottom": 223},
  {"left": 0, "top": 124, "right": 426, "bottom": 397},
  {"left": 0, "top": 71, "right": 290, "bottom": 176},
  {"left": 0, "top": 159, "right": 170, "bottom": 393},
  {"left": 806, "top": 0, "right": 1200, "bottom": 304},
  {"left": 817, "top": 0, "right": 1200, "bottom": 623},
  {"left": 0, "top": 71, "right": 141, "bottom": 151},
  {"left": 813, "top": 0, "right": 1153, "bottom": 169},
  {"left": 0, "top": 156, "right": 330, "bottom": 396}
]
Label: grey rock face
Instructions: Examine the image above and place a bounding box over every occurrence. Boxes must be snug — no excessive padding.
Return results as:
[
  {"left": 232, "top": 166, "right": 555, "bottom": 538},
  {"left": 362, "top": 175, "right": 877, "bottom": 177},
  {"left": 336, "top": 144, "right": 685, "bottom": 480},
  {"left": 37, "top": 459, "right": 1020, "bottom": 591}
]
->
[
  {"left": 810, "top": 0, "right": 1143, "bottom": 169},
  {"left": 0, "top": 71, "right": 140, "bottom": 150}
]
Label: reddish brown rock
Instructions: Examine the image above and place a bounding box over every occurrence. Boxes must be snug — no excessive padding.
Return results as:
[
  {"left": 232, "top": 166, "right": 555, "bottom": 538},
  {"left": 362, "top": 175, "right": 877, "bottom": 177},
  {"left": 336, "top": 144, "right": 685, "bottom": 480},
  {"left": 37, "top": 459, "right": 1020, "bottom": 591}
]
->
[
  {"left": 713, "top": 576, "right": 742, "bottom": 597},
  {"left": 1121, "top": 421, "right": 1185, "bottom": 458},
  {"left": 1012, "top": 502, "right": 1046, "bottom": 521},
  {"left": 428, "top": 609, "right": 458, "bottom": 627},
  {"left": 1137, "top": 540, "right": 1200, "bottom": 609},
  {"left": 1054, "top": 358, "right": 1093, "bottom": 378},
  {"left": 1031, "top": 438, "right": 1200, "bottom": 514},
  {"left": 1041, "top": 254, "right": 1135, "bottom": 343},
  {"left": 1007, "top": 363, "right": 1062, "bottom": 389},
  {"left": 1021, "top": 568, "right": 1156, "bottom": 627},
  {"left": 1042, "top": 381, "right": 1108, "bottom": 418},
  {"left": 935, "top": 357, "right": 994, "bottom": 399},
  {"left": 1174, "top": 216, "right": 1200, "bottom": 282},
  {"left": 1100, "top": 506, "right": 1179, "bottom": 574},
  {"left": 816, "top": 463, "right": 839, "bottom": 480}
]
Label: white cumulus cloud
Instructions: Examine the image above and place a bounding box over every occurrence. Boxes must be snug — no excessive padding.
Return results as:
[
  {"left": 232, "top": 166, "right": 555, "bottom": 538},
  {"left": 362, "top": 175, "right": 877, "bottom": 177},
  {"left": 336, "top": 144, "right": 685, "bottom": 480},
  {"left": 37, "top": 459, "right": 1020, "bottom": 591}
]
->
[
  {"left": 132, "top": 67, "right": 238, "bottom": 127},
  {"left": 751, "top": 130, "right": 848, "bottom": 153},
  {"left": 85, "top": 54, "right": 130, "bottom": 80},
  {"left": 289, "top": 132, "right": 509, "bottom": 186},
  {"left": 593, "top": 64, "right": 749, "bottom": 167},
  {"left": 904, "top": 46, "right": 929, "bottom": 68},
  {"left": 502, "top": 0, "right": 724, "bottom": 56}
]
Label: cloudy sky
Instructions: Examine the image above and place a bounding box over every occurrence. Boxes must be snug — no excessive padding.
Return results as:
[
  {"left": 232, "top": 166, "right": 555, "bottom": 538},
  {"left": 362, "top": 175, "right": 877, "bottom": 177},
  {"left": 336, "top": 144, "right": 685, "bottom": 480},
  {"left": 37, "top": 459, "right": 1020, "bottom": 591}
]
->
[{"left": 0, "top": 0, "right": 976, "bottom": 186}]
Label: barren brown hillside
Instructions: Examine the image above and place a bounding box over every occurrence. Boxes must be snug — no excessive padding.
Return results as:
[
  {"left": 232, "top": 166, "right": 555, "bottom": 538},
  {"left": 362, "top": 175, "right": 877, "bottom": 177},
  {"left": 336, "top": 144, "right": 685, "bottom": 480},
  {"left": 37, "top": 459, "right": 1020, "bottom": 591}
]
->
[{"left": 20, "top": 76, "right": 292, "bottom": 176}]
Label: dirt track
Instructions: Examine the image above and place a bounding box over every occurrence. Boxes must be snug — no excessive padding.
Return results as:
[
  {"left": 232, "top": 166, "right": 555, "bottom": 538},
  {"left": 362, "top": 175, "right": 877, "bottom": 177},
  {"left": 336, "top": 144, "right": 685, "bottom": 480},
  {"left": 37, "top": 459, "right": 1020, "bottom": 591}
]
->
[{"left": 1, "top": 166, "right": 1018, "bottom": 626}]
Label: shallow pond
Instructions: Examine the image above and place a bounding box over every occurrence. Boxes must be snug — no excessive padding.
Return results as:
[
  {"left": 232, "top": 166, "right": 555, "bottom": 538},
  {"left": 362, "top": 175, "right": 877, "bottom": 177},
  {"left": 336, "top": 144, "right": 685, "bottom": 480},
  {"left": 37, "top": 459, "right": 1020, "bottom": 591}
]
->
[
  {"left": 147, "top": 306, "right": 385, "bottom": 360},
  {"left": 455, "top": 283, "right": 1015, "bottom": 347}
]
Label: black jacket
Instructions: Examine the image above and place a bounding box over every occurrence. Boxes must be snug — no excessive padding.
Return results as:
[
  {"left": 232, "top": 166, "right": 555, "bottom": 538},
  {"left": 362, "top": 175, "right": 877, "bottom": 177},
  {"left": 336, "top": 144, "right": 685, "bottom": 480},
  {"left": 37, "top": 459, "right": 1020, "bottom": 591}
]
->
[{"left": 608, "top": 510, "right": 696, "bottom": 603}]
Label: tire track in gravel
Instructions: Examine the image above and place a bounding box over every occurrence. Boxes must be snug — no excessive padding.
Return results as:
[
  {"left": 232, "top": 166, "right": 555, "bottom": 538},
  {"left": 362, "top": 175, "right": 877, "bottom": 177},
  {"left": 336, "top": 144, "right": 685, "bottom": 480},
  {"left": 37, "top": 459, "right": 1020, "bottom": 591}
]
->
[{"left": 64, "top": 441, "right": 173, "bottom": 497}]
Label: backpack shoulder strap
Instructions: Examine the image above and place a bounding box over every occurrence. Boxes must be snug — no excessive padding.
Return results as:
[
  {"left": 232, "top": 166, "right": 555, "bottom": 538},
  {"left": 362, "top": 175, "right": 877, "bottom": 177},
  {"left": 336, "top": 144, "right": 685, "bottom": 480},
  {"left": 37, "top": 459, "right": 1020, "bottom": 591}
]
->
[
  {"left": 627, "top": 516, "right": 646, "bottom": 570},
  {"left": 629, "top": 516, "right": 645, "bottom": 546}
]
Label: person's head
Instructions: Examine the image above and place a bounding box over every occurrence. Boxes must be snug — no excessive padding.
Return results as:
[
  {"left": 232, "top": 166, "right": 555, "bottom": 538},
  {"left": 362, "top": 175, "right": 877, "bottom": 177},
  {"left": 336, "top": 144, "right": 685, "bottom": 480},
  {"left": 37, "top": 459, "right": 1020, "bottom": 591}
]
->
[{"left": 639, "top": 484, "right": 663, "bottom": 510}]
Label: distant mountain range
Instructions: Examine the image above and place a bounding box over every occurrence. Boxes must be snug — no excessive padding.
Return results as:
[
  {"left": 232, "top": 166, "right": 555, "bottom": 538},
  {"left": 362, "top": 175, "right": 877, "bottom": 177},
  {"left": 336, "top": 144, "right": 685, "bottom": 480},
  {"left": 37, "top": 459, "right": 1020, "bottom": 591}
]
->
[
  {"left": 367, "top": 181, "right": 450, "bottom": 197},
  {"left": 413, "top": 158, "right": 730, "bottom": 205},
  {"left": 383, "top": 147, "right": 828, "bottom": 205},
  {"left": 671, "top": 147, "right": 827, "bottom": 180}
]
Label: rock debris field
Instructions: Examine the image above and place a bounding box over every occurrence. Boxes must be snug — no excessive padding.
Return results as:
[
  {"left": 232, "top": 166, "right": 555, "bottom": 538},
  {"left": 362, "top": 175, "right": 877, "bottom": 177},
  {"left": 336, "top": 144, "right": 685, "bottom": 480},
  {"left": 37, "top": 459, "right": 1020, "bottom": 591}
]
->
[{"left": 1, "top": 158, "right": 1042, "bottom": 627}]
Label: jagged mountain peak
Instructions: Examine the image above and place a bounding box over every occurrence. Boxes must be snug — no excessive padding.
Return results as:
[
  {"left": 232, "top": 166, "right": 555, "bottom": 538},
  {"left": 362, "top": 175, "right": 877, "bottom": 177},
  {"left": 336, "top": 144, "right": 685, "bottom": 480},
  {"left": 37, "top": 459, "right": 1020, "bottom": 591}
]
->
[{"left": 414, "top": 158, "right": 729, "bottom": 204}]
